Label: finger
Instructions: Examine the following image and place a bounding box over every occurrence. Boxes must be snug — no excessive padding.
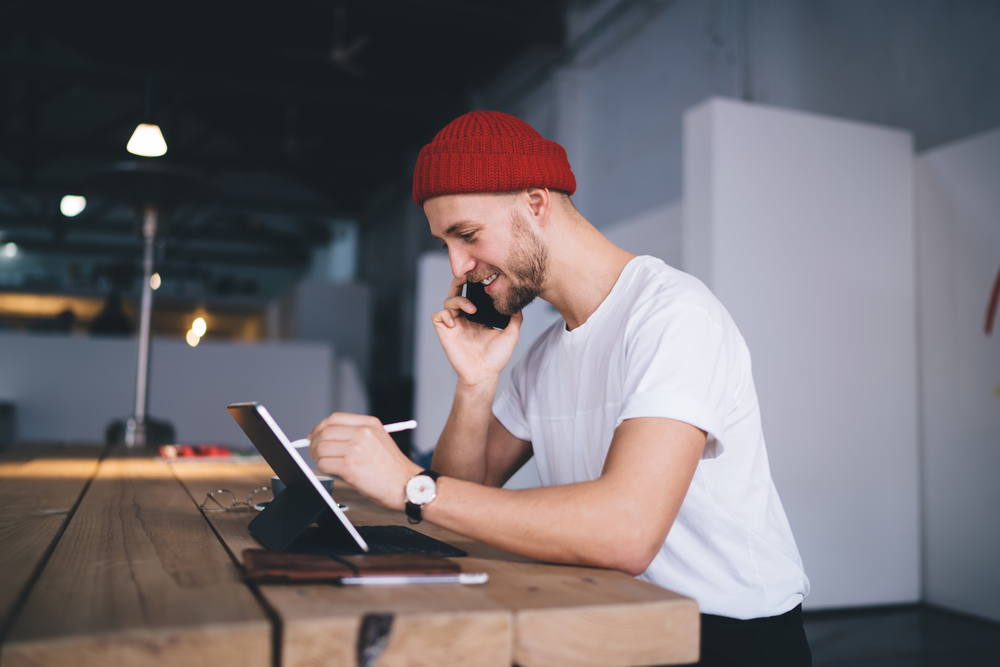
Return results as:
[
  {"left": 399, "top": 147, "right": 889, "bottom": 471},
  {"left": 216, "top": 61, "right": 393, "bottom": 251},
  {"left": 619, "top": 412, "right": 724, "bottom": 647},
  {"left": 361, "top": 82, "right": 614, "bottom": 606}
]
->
[
  {"left": 313, "top": 440, "right": 349, "bottom": 459},
  {"left": 447, "top": 275, "right": 467, "bottom": 298},
  {"left": 432, "top": 306, "right": 471, "bottom": 329},
  {"left": 315, "top": 456, "right": 342, "bottom": 477},
  {"left": 313, "top": 424, "right": 367, "bottom": 444},
  {"left": 308, "top": 413, "right": 344, "bottom": 440},
  {"left": 309, "top": 412, "right": 381, "bottom": 439},
  {"left": 443, "top": 296, "right": 476, "bottom": 314},
  {"left": 319, "top": 412, "right": 385, "bottom": 438},
  {"left": 306, "top": 415, "right": 333, "bottom": 440},
  {"left": 431, "top": 308, "right": 455, "bottom": 329},
  {"left": 322, "top": 412, "right": 384, "bottom": 429},
  {"left": 308, "top": 413, "right": 338, "bottom": 440}
]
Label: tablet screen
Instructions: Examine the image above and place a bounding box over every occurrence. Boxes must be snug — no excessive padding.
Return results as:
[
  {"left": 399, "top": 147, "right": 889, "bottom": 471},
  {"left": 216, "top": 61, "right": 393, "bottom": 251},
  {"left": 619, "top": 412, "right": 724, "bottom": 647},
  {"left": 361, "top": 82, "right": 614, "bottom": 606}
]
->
[{"left": 227, "top": 402, "right": 369, "bottom": 552}]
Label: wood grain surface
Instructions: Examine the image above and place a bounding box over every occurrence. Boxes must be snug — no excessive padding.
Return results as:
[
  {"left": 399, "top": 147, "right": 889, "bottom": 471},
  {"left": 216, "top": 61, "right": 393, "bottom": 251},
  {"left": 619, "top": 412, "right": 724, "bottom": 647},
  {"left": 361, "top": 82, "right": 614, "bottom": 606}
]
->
[
  {"left": 477, "top": 559, "right": 699, "bottom": 667},
  {"left": 173, "top": 461, "right": 699, "bottom": 667},
  {"left": 0, "top": 446, "right": 102, "bottom": 633},
  {"left": 1, "top": 456, "right": 271, "bottom": 667},
  {"left": 172, "top": 462, "right": 512, "bottom": 667}
]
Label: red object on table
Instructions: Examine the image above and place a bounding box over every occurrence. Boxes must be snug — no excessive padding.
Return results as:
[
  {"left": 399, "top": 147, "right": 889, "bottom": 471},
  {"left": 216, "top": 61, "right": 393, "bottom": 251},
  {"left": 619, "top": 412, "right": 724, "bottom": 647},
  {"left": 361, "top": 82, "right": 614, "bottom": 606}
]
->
[{"left": 158, "top": 445, "right": 232, "bottom": 459}]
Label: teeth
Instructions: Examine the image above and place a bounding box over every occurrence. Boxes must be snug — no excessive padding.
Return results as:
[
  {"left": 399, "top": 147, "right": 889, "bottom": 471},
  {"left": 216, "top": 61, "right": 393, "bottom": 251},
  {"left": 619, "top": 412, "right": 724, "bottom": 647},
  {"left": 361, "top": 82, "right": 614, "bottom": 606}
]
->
[{"left": 482, "top": 272, "right": 499, "bottom": 286}]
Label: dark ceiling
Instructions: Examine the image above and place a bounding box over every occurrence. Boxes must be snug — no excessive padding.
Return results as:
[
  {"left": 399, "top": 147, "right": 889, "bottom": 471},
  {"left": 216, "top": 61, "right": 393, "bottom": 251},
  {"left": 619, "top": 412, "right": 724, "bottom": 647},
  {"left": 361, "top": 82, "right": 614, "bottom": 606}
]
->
[{"left": 0, "top": 0, "right": 564, "bottom": 300}]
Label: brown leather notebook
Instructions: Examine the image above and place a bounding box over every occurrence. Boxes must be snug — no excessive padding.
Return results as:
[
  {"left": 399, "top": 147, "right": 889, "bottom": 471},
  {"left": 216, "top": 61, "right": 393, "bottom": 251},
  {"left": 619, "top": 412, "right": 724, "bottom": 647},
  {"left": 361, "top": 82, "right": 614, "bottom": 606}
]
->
[{"left": 242, "top": 549, "right": 462, "bottom": 583}]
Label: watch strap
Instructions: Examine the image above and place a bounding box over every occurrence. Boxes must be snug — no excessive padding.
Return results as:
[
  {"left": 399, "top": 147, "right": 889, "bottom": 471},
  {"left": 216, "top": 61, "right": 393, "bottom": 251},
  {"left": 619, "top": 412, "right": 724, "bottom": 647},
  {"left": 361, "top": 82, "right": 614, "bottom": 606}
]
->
[{"left": 405, "top": 469, "right": 440, "bottom": 524}]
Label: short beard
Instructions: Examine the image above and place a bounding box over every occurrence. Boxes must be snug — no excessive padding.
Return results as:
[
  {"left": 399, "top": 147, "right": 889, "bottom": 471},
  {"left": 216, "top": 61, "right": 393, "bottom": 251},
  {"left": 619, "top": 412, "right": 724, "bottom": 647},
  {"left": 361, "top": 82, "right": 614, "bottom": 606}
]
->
[{"left": 494, "top": 209, "right": 548, "bottom": 315}]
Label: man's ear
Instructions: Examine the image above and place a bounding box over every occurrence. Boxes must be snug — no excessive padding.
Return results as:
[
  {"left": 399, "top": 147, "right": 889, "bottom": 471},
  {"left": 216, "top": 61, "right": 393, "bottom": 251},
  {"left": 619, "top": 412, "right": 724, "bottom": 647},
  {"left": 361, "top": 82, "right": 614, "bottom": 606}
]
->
[{"left": 524, "top": 188, "right": 552, "bottom": 226}]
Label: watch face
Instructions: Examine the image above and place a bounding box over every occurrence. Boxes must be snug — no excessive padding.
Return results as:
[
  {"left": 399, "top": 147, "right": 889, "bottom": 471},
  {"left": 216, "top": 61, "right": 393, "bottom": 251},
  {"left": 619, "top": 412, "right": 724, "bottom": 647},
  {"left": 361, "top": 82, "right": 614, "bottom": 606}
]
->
[{"left": 405, "top": 474, "right": 437, "bottom": 506}]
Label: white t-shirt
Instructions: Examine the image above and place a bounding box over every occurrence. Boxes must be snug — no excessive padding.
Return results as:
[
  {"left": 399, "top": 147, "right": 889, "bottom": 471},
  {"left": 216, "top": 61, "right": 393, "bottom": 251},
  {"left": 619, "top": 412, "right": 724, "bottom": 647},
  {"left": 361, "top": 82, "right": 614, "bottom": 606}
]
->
[{"left": 493, "top": 256, "right": 809, "bottom": 619}]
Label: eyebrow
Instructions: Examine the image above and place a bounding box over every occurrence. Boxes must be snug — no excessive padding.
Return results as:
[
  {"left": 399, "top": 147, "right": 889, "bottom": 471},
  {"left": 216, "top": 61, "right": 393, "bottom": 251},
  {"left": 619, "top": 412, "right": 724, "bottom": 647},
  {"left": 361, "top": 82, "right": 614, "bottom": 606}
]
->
[{"left": 431, "top": 221, "right": 474, "bottom": 242}]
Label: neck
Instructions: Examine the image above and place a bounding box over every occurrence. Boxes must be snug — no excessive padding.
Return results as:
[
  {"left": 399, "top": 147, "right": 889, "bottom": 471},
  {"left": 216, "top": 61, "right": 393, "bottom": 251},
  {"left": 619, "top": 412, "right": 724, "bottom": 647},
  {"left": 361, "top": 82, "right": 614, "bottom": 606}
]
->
[{"left": 539, "top": 211, "right": 635, "bottom": 331}]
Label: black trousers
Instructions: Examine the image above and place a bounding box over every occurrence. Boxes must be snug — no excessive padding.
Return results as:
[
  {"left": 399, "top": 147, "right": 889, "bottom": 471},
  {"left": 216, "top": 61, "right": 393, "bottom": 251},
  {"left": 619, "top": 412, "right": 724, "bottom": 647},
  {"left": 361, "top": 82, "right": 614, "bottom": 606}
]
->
[{"left": 692, "top": 604, "right": 812, "bottom": 667}]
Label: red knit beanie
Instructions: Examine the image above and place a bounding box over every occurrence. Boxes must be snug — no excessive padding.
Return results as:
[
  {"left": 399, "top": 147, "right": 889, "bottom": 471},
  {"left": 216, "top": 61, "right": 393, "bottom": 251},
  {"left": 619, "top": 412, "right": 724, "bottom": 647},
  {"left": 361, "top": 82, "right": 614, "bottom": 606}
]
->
[{"left": 412, "top": 110, "right": 576, "bottom": 207}]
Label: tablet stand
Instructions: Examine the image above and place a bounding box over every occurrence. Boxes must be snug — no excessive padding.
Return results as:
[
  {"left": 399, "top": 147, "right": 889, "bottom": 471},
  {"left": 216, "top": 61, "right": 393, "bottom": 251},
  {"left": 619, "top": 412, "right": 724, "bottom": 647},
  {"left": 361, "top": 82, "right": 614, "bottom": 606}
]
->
[{"left": 248, "top": 487, "right": 344, "bottom": 552}]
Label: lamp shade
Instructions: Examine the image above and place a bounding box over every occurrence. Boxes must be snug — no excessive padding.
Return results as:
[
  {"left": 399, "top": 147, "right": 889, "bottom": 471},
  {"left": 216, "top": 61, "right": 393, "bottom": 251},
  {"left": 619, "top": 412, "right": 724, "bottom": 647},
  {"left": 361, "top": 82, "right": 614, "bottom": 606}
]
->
[{"left": 127, "top": 123, "right": 168, "bottom": 157}]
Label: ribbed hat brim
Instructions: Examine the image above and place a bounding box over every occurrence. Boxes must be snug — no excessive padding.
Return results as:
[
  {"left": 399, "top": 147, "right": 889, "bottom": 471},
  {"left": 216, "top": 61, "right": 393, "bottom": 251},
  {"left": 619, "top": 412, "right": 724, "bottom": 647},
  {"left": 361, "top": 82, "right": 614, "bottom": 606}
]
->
[{"left": 412, "top": 111, "right": 577, "bottom": 206}]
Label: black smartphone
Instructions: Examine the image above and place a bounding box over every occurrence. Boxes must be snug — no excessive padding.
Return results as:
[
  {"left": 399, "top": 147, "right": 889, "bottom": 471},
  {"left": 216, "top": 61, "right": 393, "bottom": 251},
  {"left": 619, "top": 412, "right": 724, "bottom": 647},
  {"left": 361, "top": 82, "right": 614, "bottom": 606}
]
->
[{"left": 462, "top": 280, "right": 511, "bottom": 330}]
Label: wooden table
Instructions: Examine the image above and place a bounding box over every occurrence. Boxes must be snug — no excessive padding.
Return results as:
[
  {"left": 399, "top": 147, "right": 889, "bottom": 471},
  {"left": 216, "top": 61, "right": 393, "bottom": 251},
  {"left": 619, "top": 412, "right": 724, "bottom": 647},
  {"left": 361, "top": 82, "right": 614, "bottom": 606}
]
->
[{"left": 0, "top": 445, "right": 698, "bottom": 667}]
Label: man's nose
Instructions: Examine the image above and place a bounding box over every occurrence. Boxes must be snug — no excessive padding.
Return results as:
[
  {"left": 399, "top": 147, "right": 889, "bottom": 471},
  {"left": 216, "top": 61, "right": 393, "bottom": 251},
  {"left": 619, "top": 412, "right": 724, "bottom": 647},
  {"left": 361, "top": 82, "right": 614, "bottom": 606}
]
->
[{"left": 449, "top": 248, "right": 476, "bottom": 280}]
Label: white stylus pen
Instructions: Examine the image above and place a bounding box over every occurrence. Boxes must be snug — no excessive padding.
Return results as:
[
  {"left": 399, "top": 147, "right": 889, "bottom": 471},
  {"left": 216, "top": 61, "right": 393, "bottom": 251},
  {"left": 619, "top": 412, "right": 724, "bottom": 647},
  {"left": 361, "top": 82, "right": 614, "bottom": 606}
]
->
[
  {"left": 290, "top": 420, "right": 417, "bottom": 448},
  {"left": 339, "top": 573, "right": 489, "bottom": 586},
  {"left": 383, "top": 419, "right": 418, "bottom": 433}
]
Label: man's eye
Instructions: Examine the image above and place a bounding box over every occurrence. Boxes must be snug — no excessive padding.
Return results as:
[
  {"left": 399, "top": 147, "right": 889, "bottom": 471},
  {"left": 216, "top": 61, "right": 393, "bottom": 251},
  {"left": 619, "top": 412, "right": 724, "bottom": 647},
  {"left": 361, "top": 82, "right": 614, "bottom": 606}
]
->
[{"left": 460, "top": 233, "right": 475, "bottom": 242}]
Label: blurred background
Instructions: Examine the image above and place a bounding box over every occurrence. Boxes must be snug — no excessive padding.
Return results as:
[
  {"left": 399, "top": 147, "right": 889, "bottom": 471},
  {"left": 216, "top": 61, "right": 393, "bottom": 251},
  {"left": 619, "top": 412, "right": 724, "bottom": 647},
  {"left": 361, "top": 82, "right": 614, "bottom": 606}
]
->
[{"left": 1, "top": 0, "right": 999, "bottom": 658}]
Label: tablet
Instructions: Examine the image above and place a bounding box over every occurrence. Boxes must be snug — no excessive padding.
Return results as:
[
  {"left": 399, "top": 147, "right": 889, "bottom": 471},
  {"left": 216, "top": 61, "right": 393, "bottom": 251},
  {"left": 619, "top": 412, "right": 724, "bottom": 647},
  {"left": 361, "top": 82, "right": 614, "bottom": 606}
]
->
[{"left": 227, "top": 402, "right": 369, "bottom": 552}]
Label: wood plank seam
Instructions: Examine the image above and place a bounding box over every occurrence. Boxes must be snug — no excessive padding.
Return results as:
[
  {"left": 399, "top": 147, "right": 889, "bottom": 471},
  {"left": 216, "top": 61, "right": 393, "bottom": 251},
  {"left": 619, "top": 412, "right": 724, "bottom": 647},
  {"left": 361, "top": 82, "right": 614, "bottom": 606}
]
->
[
  {"left": 170, "top": 463, "right": 284, "bottom": 667},
  {"left": 0, "top": 444, "right": 110, "bottom": 649}
]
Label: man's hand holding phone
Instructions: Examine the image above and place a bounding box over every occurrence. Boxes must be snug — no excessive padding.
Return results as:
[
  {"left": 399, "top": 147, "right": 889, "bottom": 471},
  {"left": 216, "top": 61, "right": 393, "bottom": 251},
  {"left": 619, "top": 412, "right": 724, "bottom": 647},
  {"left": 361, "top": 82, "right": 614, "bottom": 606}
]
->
[
  {"left": 431, "top": 275, "right": 522, "bottom": 388},
  {"left": 463, "top": 281, "right": 511, "bottom": 330}
]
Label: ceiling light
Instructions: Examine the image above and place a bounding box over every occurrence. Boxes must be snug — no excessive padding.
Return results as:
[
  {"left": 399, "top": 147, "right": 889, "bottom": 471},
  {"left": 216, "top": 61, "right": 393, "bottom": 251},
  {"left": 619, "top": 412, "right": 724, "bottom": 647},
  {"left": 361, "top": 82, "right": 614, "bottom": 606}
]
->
[
  {"left": 126, "top": 123, "right": 168, "bottom": 157},
  {"left": 186, "top": 329, "right": 201, "bottom": 347},
  {"left": 1, "top": 243, "right": 17, "bottom": 258},
  {"left": 60, "top": 195, "right": 87, "bottom": 217},
  {"left": 192, "top": 317, "right": 207, "bottom": 337},
  {"left": 150, "top": 272, "right": 161, "bottom": 290}
]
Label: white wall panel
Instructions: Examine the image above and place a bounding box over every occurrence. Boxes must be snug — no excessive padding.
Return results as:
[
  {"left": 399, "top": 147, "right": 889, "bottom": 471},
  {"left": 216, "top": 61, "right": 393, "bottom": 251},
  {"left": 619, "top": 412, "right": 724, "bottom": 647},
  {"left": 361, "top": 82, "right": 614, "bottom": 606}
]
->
[
  {"left": 0, "top": 334, "right": 332, "bottom": 446},
  {"left": 0, "top": 334, "right": 135, "bottom": 443},
  {"left": 684, "top": 97, "right": 920, "bottom": 609},
  {"left": 917, "top": 127, "right": 1000, "bottom": 623},
  {"left": 412, "top": 253, "right": 459, "bottom": 456},
  {"left": 148, "top": 339, "right": 332, "bottom": 446}
]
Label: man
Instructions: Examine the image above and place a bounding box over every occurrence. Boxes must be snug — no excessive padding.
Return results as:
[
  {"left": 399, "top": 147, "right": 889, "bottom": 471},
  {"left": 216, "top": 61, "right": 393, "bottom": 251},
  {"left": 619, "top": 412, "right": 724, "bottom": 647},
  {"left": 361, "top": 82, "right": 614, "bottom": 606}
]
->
[{"left": 309, "top": 110, "right": 811, "bottom": 666}]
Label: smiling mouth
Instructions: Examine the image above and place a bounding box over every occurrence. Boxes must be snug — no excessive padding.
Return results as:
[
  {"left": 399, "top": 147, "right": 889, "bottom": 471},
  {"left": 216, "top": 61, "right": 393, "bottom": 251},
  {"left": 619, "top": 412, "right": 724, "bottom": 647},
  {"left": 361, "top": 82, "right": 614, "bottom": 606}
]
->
[{"left": 481, "top": 272, "right": 499, "bottom": 286}]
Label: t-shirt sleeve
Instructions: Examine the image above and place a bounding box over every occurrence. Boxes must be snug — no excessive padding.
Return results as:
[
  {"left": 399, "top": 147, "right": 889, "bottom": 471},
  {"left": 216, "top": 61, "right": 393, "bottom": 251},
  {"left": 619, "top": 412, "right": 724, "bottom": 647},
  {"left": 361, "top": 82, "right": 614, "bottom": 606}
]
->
[
  {"left": 617, "top": 301, "right": 732, "bottom": 458},
  {"left": 492, "top": 360, "right": 532, "bottom": 442}
]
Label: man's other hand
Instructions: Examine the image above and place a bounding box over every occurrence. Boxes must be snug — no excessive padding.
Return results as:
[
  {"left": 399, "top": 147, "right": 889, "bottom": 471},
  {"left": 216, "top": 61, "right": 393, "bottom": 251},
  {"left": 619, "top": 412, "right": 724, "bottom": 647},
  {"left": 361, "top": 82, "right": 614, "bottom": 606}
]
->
[{"left": 308, "top": 413, "right": 422, "bottom": 511}]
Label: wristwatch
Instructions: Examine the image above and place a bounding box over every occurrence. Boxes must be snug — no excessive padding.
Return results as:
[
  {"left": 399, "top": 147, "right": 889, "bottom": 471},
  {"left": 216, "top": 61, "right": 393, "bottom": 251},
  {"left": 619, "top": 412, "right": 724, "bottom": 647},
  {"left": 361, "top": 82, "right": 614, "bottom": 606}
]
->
[{"left": 404, "top": 469, "right": 440, "bottom": 524}]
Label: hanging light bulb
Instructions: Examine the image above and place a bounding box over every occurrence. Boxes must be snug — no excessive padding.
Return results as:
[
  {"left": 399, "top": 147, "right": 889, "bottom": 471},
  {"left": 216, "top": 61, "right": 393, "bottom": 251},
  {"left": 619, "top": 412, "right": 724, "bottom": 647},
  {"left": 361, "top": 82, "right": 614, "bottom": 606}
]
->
[
  {"left": 127, "top": 123, "right": 168, "bottom": 157},
  {"left": 60, "top": 195, "right": 87, "bottom": 217}
]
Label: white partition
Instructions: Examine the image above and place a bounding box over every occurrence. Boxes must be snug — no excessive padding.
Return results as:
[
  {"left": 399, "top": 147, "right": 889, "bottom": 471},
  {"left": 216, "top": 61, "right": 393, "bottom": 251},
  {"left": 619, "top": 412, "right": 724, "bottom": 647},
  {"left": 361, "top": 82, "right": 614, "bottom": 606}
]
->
[
  {"left": 684, "top": 98, "right": 920, "bottom": 609},
  {"left": 917, "top": 127, "right": 1000, "bottom": 623},
  {"left": 149, "top": 339, "right": 332, "bottom": 445},
  {"left": 412, "top": 252, "right": 458, "bottom": 456},
  {"left": 0, "top": 334, "right": 332, "bottom": 446}
]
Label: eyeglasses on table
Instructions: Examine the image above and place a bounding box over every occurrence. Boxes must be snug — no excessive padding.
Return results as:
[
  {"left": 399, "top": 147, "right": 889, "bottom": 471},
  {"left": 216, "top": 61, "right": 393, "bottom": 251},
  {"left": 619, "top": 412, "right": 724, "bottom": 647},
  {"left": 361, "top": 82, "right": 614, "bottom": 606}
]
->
[{"left": 199, "top": 486, "right": 271, "bottom": 513}]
